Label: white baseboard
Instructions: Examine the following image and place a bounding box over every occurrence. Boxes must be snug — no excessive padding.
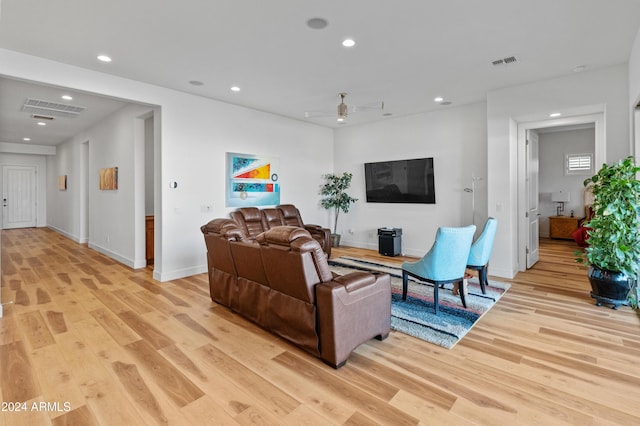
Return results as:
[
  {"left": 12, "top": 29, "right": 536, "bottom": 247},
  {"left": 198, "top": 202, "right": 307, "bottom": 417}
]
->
[
  {"left": 154, "top": 264, "right": 207, "bottom": 282},
  {"left": 47, "top": 225, "right": 81, "bottom": 243},
  {"left": 89, "top": 242, "right": 136, "bottom": 269}
]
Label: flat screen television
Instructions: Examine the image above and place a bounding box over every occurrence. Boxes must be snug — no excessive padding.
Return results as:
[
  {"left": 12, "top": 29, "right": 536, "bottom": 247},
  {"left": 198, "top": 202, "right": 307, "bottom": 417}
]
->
[{"left": 364, "top": 157, "right": 436, "bottom": 204}]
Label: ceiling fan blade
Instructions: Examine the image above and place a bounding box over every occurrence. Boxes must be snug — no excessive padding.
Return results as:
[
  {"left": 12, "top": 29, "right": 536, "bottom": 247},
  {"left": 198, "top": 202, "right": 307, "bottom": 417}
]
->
[
  {"left": 304, "top": 111, "right": 333, "bottom": 118},
  {"left": 351, "top": 101, "right": 384, "bottom": 113}
]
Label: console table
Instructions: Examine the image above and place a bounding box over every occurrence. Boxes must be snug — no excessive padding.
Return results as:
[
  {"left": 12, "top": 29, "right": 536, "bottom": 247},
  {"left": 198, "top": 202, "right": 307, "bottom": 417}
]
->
[{"left": 549, "top": 216, "right": 580, "bottom": 240}]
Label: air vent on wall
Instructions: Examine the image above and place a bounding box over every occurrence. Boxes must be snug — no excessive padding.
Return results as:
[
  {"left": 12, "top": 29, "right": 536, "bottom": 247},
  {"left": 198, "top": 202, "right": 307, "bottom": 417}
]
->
[
  {"left": 491, "top": 55, "right": 518, "bottom": 66},
  {"left": 22, "top": 98, "right": 86, "bottom": 118}
]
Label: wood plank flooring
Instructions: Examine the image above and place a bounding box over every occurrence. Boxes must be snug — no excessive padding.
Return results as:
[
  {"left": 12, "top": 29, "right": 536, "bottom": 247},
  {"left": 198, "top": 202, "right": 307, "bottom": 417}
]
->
[{"left": 1, "top": 227, "right": 639, "bottom": 425}]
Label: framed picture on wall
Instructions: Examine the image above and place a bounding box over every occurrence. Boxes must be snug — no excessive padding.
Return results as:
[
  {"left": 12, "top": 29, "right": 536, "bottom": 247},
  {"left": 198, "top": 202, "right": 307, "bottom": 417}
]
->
[
  {"left": 57, "top": 175, "right": 67, "bottom": 190},
  {"left": 226, "top": 152, "right": 279, "bottom": 207},
  {"left": 99, "top": 167, "right": 118, "bottom": 190}
]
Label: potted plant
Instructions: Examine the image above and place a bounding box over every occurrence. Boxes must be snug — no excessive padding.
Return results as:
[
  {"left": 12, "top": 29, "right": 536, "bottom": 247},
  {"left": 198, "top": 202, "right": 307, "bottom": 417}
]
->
[
  {"left": 320, "top": 172, "right": 358, "bottom": 247},
  {"left": 576, "top": 156, "right": 640, "bottom": 309}
]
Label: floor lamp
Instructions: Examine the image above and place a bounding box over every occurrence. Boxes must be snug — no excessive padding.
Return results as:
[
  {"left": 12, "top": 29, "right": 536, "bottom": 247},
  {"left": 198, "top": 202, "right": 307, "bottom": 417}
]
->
[{"left": 464, "top": 176, "right": 483, "bottom": 224}]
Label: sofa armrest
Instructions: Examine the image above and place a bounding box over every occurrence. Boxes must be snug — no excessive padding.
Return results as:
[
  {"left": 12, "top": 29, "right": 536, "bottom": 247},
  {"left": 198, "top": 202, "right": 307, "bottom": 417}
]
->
[{"left": 316, "top": 272, "right": 391, "bottom": 368}]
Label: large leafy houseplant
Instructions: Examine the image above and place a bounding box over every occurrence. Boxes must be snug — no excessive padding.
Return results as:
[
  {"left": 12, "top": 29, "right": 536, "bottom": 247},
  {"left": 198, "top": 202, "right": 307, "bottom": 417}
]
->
[
  {"left": 576, "top": 156, "right": 640, "bottom": 308},
  {"left": 320, "top": 172, "right": 358, "bottom": 245}
]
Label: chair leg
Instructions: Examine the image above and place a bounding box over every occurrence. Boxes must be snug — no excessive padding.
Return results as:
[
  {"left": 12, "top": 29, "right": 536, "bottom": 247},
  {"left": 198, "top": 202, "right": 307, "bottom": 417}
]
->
[
  {"left": 402, "top": 271, "right": 409, "bottom": 300},
  {"left": 433, "top": 282, "right": 439, "bottom": 315},
  {"left": 479, "top": 265, "right": 488, "bottom": 294},
  {"left": 458, "top": 279, "right": 467, "bottom": 308}
]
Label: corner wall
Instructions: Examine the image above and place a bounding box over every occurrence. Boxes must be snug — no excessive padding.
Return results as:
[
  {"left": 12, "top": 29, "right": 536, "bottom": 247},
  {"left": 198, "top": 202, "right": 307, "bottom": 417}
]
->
[{"left": 333, "top": 102, "right": 488, "bottom": 257}]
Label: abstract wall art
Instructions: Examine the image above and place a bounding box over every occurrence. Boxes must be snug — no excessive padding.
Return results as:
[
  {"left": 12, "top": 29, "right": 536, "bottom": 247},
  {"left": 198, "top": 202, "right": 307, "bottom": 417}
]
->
[{"left": 226, "top": 152, "right": 279, "bottom": 207}]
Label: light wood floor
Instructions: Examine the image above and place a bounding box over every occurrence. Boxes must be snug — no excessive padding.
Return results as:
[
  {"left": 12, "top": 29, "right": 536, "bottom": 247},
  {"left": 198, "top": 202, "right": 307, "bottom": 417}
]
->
[{"left": 1, "top": 228, "right": 640, "bottom": 425}]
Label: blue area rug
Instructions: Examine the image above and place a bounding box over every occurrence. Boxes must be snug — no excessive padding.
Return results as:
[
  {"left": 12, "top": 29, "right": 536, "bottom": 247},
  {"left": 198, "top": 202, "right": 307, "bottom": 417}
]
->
[{"left": 328, "top": 256, "right": 511, "bottom": 349}]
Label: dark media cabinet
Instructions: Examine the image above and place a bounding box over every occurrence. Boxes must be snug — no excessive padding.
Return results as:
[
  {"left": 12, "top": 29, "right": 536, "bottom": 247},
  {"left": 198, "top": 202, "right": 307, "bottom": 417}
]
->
[{"left": 378, "top": 228, "right": 402, "bottom": 256}]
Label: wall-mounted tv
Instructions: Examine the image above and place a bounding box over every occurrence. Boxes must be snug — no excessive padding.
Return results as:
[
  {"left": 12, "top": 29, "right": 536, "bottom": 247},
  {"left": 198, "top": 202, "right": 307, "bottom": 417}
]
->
[{"left": 364, "top": 157, "right": 436, "bottom": 204}]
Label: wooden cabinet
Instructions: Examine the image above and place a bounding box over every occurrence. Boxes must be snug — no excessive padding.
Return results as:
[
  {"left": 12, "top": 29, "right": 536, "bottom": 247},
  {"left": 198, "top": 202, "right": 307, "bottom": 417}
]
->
[
  {"left": 549, "top": 216, "right": 580, "bottom": 240},
  {"left": 145, "top": 216, "right": 154, "bottom": 264}
]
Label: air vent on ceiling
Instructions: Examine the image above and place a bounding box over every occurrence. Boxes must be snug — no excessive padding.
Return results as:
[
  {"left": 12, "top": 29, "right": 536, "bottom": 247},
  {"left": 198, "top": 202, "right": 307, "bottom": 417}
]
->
[
  {"left": 491, "top": 55, "right": 518, "bottom": 66},
  {"left": 22, "top": 98, "right": 86, "bottom": 118},
  {"left": 32, "top": 114, "right": 55, "bottom": 121}
]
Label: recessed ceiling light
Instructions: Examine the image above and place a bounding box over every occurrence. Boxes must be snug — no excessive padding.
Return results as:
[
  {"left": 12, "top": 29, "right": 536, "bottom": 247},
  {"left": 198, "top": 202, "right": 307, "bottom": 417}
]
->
[
  {"left": 434, "top": 96, "right": 444, "bottom": 102},
  {"left": 37, "top": 122, "right": 46, "bottom": 126},
  {"left": 573, "top": 65, "right": 586, "bottom": 73},
  {"left": 97, "top": 55, "right": 112, "bottom": 62},
  {"left": 306, "top": 18, "right": 328, "bottom": 30},
  {"left": 383, "top": 113, "right": 393, "bottom": 117},
  {"left": 550, "top": 112, "right": 562, "bottom": 117},
  {"left": 342, "top": 39, "right": 355, "bottom": 47},
  {"left": 61, "top": 95, "right": 73, "bottom": 100},
  {"left": 23, "top": 137, "right": 31, "bottom": 141},
  {"left": 189, "top": 80, "right": 204, "bottom": 86},
  {"left": 230, "top": 86, "right": 241, "bottom": 92}
]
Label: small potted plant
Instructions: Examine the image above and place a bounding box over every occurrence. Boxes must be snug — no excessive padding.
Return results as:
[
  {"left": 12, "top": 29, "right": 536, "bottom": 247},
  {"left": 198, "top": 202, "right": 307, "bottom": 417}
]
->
[
  {"left": 576, "top": 156, "right": 640, "bottom": 309},
  {"left": 320, "top": 172, "right": 358, "bottom": 247}
]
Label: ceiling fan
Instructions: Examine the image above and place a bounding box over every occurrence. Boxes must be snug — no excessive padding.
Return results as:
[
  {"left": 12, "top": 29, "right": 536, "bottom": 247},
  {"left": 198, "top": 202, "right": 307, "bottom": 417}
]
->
[{"left": 304, "top": 92, "right": 384, "bottom": 123}]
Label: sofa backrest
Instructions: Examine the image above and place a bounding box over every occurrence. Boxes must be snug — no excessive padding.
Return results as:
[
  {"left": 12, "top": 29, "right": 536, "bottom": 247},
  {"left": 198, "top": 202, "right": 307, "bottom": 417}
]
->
[
  {"left": 277, "top": 204, "right": 304, "bottom": 227},
  {"left": 230, "top": 207, "right": 268, "bottom": 239},
  {"left": 261, "top": 208, "right": 284, "bottom": 229},
  {"left": 256, "top": 226, "right": 332, "bottom": 304}
]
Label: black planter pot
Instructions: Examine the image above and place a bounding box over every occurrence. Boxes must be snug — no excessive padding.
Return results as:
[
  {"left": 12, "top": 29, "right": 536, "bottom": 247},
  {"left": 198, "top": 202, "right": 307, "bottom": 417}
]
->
[
  {"left": 330, "top": 234, "right": 341, "bottom": 247},
  {"left": 587, "top": 266, "right": 633, "bottom": 309}
]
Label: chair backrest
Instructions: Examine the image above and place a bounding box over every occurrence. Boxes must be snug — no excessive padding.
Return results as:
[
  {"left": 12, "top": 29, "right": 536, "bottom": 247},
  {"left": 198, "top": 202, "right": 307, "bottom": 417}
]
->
[
  {"left": 421, "top": 225, "right": 476, "bottom": 281},
  {"left": 467, "top": 218, "right": 497, "bottom": 267},
  {"left": 277, "top": 204, "right": 304, "bottom": 227}
]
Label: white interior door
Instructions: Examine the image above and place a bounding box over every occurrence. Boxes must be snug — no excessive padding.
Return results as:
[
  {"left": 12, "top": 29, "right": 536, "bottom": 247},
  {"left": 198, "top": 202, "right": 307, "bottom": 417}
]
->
[
  {"left": 526, "top": 130, "right": 540, "bottom": 268},
  {"left": 2, "top": 165, "right": 37, "bottom": 229}
]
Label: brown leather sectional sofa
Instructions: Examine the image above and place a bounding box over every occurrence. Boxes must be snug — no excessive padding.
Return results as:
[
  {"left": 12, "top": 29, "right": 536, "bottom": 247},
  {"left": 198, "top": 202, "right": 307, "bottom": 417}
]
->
[
  {"left": 230, "top": 204, "right": 331, "bottom": 257},
  {"left": 201, "top": 218, "right": 391, "bottom": 368}
]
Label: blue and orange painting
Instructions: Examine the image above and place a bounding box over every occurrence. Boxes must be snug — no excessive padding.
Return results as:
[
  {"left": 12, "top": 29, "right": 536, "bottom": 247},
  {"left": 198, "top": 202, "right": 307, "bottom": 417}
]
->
[{"left": 226, "top": 152, "right": 280, "bottom": 207}]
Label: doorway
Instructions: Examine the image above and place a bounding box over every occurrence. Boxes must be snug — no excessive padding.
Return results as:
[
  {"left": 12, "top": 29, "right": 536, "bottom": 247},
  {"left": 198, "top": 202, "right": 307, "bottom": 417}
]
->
[
  {"left": 2, "top": 165, "right": 37, "bottom": 229},
  {"left": 517, "top": 113, "right": 605, "bottom": 271}
]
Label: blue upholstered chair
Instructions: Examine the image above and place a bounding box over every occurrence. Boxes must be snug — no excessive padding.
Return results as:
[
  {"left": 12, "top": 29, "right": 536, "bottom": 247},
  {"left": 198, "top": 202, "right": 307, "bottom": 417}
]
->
[
  {"left": 401, "top": 225, "right": 476, "bottom": 315},
  {"left": 466, "top": 217, "right": 497, "bottom": 294}
]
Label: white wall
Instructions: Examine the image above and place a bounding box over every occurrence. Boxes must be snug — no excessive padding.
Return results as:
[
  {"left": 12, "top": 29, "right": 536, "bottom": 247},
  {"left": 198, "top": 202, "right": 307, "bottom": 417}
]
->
[
  {"left": 630, "top": 27, "right": 640, "bottom": 157},
  {"left": 333, "top": 102, "right": 487, "bottom": 257},
  {"left": 488, "top": 64, "right": 630, "bottom": 278},
  {"left": 47, "top": 140, "right": 80, "bottom": 240},
  {"left": 1, "top": 49, "right": 334, "bottom": 281},
  {"left": 538, "top": 128, "right": 595, "bottom": 237}
]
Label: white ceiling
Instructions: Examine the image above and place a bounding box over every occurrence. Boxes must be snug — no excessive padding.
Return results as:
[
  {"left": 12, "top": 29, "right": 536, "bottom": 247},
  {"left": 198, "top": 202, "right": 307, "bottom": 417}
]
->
[{"left": 1, "top": 0, "right": 640, "bottom": 145}]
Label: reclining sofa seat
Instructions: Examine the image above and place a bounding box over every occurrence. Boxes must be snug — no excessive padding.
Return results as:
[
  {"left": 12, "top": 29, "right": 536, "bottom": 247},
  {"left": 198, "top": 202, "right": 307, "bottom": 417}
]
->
[
  {"left": 230, "top": 207, "right": 269, "bottom": 241},
  {"left": 201, "top": 220, "right": 391, "bottom": 368},
  {"left": 230, "top": 205, "right": 331, "bottom": 257},
  {"left": 276, "top": 204, "right": 332, "bottom": 258},
  {"left": 200, "top": 218, "right": 244, "bottom": 309}
]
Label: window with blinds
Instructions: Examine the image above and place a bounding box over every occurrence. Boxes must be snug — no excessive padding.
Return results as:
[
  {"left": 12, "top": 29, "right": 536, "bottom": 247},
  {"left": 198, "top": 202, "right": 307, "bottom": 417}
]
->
[{"left": 566, "top": 153, "right": 593, "bottom": 175}]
